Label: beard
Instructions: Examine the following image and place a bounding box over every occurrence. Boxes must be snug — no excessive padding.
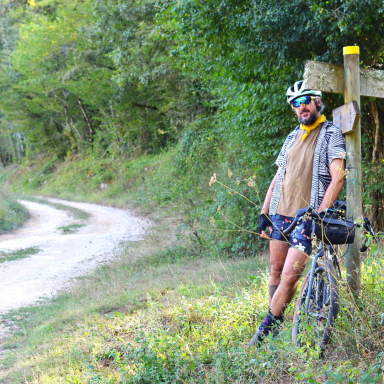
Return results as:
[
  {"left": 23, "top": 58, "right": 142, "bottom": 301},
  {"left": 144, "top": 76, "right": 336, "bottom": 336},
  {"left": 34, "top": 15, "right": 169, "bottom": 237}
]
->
[{"left": 297, "top": 109, "right": 319, "bottom": 125}]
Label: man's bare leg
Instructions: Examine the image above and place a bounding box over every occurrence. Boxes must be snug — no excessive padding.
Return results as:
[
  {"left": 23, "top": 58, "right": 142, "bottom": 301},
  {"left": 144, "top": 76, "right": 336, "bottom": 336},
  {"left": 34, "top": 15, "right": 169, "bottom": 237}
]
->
[
  {"left": 270, "top": 247, "right": 309, "bottom": 317},
  {"left": 245, "top": 240, "right": 294, "bottom": 348},
  {"left": 245, "top": 247, "right": 309, "bottom": 348},
  {"left": 269, "top": 240, "right": 289, "bottom": 304}
]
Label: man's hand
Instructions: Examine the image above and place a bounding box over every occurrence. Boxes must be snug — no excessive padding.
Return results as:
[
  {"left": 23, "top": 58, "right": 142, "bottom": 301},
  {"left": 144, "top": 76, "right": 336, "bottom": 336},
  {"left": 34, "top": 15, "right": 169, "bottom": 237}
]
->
[{"left": 259, "top": 213, "right": 273, "bottom": 240}]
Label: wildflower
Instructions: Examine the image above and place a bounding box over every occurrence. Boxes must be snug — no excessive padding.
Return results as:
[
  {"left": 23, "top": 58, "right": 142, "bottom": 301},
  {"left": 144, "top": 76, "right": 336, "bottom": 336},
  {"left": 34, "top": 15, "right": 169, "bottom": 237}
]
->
[
  {"left": 209, "top": 173, "right": 217, "bottom": 187},
  {"left": 228, "top": 191, "right": 232, "bottom": 195},
  {"left": 248, "top": 177, "right": 255, "bottom": 187},
  {"left": 236, "top": 179, "right": 240, "bottom": 185},
  {"left": 210, "top": 217, "right": 215, "bottom": 226},
  {"left": 228, "top": 169, "right": 233, "bottom": 178},
  {"left": 217, "top": 205, "right": 221, "bottom": 212}
]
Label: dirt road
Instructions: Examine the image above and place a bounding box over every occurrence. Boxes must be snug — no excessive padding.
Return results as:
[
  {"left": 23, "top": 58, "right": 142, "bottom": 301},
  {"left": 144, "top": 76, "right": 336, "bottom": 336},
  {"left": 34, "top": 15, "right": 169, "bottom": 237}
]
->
[{"left": 0, "top": 198, "right": 152, "bottom": 311}]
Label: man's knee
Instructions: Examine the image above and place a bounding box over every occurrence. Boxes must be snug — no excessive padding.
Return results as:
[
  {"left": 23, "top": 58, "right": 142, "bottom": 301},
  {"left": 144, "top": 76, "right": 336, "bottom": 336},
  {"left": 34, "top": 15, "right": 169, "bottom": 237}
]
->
[
  {"left": 280, "top": 273, "right": 302, "bottom": 290},
  {"left": 270, "top": 263, "right": 283, "bottom": 279},
  {"left": 270, "top": 241, "right": 288, "bottom": 276}
]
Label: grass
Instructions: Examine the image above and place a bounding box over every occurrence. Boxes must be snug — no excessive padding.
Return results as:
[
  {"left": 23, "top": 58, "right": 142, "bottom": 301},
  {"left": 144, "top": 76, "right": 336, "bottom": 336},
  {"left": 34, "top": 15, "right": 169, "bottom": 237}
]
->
[
  {"left": 0, "top": 246, "right": 40, "bottom": 263},
  {"left": 1, "top": 211, "right": 383, "bottom": 382},
  {"left": 0, "top": 215, "right": 270, "bottom": 383},
  {"left": 0, "top": 191, "right": 28, "bottom": 234},
  {"left": 57, "top": 223, "right": 85, "bottom": 234}
]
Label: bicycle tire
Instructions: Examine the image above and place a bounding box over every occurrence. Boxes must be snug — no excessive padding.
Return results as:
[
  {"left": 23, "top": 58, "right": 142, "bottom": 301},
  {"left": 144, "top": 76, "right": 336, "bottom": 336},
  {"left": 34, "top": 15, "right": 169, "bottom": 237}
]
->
[{"left": 292, "top": 259, "right": 339, "bottom": 358}]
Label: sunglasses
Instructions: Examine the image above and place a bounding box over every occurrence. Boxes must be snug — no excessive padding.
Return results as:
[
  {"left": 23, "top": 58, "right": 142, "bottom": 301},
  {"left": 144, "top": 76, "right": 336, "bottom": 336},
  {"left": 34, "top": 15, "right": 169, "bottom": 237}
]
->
[{"left": 290, "top": 96, "right": 316, "bottom": 109}]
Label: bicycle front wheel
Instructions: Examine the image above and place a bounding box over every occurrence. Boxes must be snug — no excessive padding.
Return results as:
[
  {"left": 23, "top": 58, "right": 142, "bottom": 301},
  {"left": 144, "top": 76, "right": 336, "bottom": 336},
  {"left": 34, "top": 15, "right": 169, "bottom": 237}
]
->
[{"left": 292, "top": 259, "right": 339, "bottom": 358}]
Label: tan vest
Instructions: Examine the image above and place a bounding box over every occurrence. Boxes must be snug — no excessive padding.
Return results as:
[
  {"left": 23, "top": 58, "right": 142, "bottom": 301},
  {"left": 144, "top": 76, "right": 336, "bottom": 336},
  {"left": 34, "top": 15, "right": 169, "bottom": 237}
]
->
[{"left": 277, "top": 125, "right": 323, "bottom": 217}]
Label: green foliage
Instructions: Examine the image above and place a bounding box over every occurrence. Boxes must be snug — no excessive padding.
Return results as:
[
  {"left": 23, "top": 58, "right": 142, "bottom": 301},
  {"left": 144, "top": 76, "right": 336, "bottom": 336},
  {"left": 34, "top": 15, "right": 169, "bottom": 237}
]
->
[
  {"left": 0, "top": 0, "right": 206, "bottom": 160},
  {"left": 157, "top": 0, "right": 384, "bottom": 228},
  {"left": 0, "top": 190, "right": 28, "bottom": 233}
]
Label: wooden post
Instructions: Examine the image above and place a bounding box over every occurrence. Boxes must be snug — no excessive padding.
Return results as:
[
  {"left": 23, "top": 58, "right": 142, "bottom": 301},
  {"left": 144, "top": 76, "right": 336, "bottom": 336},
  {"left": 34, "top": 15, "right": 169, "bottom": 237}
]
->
[
  {"left": 344, "top": 46, "right": 362, "bottom": 292},
  {"left": 303, "top": 54, "right": 384, "bottom": 292}
]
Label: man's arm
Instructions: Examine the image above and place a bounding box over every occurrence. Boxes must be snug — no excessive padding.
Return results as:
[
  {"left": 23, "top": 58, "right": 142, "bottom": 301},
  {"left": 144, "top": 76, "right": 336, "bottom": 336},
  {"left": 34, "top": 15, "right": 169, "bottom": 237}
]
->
[
  {"left": 260, "top": 168, "right": 280, "bottom": 239},
  {"left": 317, "top": 158, "right": 345, "bottom": 212},
  {"left": 301, "top": 159, "right": 345, "bottom": 239}
]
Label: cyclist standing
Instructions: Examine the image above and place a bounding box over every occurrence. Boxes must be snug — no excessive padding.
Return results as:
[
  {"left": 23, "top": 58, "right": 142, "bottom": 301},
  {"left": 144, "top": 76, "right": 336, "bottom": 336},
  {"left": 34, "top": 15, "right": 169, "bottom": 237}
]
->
[{"left": 246, "top": 81, "right": 346, "bottom": 347}]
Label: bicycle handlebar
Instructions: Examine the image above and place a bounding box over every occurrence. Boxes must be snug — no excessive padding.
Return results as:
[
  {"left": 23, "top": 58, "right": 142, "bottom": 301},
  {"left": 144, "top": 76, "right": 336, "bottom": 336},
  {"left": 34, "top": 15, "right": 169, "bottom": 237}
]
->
[
  {"left": 282, "top": 207, "right": 378, "bottom": 252},
  {"left": 282, "top": 208, "right": 318, "bottom": 236},
  {"left": 282, "top": 219, "right": 298, "bottom": 236}
]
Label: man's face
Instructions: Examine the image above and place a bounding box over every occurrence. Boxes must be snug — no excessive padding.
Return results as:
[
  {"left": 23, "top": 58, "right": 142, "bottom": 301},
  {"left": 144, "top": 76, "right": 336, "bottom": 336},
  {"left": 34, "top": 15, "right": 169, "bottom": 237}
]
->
[{"left": 294, "top": 97, "right": 321, "bottom": 125}]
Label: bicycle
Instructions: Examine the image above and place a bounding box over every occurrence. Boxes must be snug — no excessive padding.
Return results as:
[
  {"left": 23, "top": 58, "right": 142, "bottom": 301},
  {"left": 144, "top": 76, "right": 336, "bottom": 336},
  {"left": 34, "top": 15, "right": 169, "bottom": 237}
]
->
[{"left": 282, "top": 201, "right": 377, "bottom": 358}]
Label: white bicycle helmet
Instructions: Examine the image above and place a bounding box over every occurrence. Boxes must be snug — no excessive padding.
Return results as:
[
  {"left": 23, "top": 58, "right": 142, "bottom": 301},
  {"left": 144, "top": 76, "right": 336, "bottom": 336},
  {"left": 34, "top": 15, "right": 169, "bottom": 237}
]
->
[{"left": 286, "top": 80, "right": 322, "bottom": 104}]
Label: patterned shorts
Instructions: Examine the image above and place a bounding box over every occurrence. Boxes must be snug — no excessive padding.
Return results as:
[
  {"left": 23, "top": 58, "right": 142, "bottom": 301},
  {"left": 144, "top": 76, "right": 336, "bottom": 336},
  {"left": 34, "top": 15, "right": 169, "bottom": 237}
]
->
[{"left": 270, "top": 214, "right": 312, "bottom": 255}]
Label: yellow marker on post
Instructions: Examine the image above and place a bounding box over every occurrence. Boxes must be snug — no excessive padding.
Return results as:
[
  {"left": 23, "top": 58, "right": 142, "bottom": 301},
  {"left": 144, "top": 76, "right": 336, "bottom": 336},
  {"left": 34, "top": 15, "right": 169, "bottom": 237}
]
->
[{"left": 343, "top": 46, "right": 360, "bottom": 55}]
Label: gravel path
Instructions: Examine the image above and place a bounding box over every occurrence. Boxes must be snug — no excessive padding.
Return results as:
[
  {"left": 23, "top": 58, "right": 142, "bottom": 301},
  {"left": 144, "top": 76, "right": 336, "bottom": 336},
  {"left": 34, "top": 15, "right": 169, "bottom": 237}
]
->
[
  {"left": 0, "top": 198, "right": 151, "bottom": 311},
  {"left": 0, "top": 198, "right": 152, "bottom": 373}
]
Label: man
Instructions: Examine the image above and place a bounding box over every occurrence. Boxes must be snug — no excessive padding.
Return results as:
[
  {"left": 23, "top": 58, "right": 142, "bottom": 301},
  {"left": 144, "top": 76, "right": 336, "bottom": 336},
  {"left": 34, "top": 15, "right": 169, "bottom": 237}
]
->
[{"left": 246, "top": 80, "right": 346, "bottom": 347}]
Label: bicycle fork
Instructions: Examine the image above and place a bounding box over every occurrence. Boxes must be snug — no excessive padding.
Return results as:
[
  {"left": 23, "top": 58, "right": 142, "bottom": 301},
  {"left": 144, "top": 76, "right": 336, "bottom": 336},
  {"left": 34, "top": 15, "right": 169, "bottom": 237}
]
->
[{"left": 305, "top": 244, "right": 324, "bottom": 314}]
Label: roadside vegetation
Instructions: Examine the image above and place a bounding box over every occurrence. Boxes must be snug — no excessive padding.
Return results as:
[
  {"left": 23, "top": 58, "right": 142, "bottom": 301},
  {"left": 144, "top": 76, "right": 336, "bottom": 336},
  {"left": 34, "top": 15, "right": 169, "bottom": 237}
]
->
[
  {"left": 1, "top": 207, "right": 383, "bottom": 383},
  {"left": 0, "top": 191, "right": 28, "bottom": 234},
  {"left": 0, "top": 0, "right": 383, "bottom": 382}
]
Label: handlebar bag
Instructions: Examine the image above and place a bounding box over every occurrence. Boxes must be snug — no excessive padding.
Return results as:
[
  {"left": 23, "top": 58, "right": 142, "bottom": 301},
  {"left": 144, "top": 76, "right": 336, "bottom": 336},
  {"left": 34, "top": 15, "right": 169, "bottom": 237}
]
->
[{"left": 313, "top": 217, "right": 355, "bottom": 245}]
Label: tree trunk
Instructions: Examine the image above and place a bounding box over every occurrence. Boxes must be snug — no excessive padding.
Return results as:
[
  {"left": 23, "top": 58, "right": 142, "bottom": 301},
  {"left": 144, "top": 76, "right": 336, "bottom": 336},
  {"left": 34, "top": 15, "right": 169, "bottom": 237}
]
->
[
  {"left": 62, "top": 90, "right": 77, "bottom": 144},
  {"left": 368, "top": 100, "right": 384, "bottom": 232},
  {"left": 77, "top": 97, "right": 94, "bottom": 151},
  {"left": 369, "top": 100, "right": 383, "bottom": 162}
]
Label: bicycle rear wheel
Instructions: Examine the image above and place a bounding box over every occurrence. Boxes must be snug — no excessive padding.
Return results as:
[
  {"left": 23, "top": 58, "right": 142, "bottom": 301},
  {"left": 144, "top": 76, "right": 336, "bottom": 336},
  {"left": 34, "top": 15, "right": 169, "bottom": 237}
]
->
[{"left": 292, "top": 259, "right": 339, "bottom": 358}]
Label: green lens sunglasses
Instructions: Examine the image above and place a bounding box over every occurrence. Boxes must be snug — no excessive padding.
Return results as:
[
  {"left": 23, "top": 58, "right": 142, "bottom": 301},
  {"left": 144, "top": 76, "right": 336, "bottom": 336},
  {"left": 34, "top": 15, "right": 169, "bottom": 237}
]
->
[{"left": 291, "top": 96, "right": 316, "bottom": 109}]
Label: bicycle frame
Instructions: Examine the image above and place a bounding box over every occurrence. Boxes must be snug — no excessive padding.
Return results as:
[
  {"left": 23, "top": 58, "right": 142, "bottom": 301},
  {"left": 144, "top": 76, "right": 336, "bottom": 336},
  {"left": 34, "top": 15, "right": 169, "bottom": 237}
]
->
[{"left": 305, "top": 243, "right": 324, "bottom": 313}]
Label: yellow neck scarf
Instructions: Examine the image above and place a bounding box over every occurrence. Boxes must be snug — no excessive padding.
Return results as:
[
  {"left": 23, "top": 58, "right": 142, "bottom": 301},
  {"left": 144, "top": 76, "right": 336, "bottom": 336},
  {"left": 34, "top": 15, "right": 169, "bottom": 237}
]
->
[{"left": 300, "top": 115, "right": 326, "bottom": 141}]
